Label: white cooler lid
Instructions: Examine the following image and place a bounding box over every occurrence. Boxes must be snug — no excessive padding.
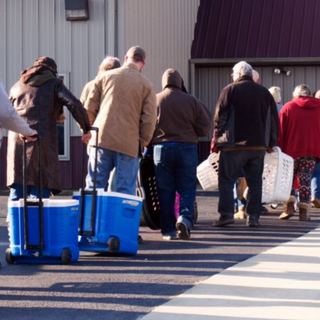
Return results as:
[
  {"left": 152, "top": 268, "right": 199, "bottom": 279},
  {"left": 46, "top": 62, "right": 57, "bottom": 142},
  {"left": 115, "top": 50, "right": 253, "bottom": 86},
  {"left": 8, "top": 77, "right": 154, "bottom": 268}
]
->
[
  {"left": 73, "top": 189, "right": 142, "bottom": 201},
  {"left": 8, "top": 199, "right": 79, "bottom": 207}
]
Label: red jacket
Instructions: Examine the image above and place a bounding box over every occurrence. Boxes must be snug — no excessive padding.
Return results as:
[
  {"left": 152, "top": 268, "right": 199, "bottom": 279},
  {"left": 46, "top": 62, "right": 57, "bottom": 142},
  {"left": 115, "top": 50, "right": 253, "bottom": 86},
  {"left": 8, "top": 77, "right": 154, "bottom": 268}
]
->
[{"left": 278, "top": 97, "right": 320, "bottom": 159}]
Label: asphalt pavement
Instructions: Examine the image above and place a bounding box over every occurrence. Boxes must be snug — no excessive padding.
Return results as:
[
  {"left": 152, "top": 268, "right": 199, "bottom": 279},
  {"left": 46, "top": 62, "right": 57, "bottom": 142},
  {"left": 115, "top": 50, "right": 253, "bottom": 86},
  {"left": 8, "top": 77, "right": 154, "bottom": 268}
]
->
[
  {"left": 141, "top": 227, "right": 320, "bottom": 320},
  {"left": 0, "top": 193, "right": 319, "bottom": 320}
]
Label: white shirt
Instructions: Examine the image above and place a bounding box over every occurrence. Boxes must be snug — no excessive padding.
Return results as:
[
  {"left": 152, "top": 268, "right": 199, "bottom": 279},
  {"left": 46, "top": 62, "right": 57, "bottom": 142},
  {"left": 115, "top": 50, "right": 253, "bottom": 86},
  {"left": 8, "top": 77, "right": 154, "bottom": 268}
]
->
[{"left": 0, "top": 78, "right": 34, "bottom": 147}]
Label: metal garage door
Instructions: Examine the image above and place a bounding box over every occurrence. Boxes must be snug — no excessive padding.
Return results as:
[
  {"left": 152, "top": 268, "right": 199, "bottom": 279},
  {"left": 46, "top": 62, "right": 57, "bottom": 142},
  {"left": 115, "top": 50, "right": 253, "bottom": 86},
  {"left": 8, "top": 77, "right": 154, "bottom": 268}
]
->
[{"left": 194, "top": 65, "right": 320, "bottom": 141}]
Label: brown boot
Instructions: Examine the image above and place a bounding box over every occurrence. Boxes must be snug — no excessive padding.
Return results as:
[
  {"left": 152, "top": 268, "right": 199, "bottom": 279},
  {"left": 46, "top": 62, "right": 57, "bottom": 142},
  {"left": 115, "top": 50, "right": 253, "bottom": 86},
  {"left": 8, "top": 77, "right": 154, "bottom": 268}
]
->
[
  {"left": 234, "top": 207, "right": 247, "bottom": 219},
  {"left": 236, "top": 177, "right": 247, "bottom": 200},
  {"left": 279, "top": 196, "right": 296, "bottom": 219},
  {"left": 297, "top": 202, "right": 311, "bottom": 221},
  {"left": 311, "top": 198, "right": 320, "bottom": 208}
]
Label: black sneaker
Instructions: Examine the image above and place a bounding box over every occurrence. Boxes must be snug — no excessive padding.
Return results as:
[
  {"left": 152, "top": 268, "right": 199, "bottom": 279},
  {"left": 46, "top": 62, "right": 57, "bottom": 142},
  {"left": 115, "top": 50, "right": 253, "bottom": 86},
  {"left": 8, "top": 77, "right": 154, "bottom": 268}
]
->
[
  {"left": 176, "top": 221, "right": 190, "bottom": 240},
  {"left": 213, "top": 217, "right": 234, "bottom": 227},
  {"left": 260, "top": 205, "right": 269, "bottom": 215},
  {"left": 246, "top": 218, "right": 260, "bottom": 227}
]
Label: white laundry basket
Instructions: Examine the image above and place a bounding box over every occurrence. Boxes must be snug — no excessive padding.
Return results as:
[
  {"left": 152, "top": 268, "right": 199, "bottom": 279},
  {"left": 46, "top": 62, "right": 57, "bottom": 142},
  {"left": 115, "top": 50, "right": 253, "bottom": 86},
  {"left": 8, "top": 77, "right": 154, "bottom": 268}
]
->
[
  {"left": 197, "top": 152, "right": 220, "bottom": 191},
  {"left": 197, "top": 148, "right": 293, "bottom": 203},
  {"left": 262, "top": 147, "right": 294, "bottom": 203}
]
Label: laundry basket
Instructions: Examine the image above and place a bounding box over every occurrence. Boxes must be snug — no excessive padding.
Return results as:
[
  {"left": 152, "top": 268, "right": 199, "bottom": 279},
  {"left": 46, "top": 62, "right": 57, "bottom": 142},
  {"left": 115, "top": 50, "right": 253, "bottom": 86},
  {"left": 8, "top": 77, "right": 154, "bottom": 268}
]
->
[
  {"left": 262, "top": 147, "right": 294, "bottom": 203},
  {"left": 197, "top": 152, "right": 220, "bottom": 191}
]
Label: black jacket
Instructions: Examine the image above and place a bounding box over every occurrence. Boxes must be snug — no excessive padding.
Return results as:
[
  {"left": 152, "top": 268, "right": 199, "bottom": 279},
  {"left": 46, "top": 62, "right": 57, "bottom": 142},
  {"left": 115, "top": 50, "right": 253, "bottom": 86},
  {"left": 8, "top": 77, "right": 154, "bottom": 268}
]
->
[{"left": 213, "top": 76, "right": 279, "bottom": 149}]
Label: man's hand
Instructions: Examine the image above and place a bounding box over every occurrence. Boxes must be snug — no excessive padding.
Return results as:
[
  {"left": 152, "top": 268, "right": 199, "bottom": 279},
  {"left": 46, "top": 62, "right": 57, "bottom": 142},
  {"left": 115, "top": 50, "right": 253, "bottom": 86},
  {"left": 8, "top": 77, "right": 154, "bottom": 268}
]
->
[
  {"left": 210, "top": 145, "right": 219, "bottom": 154},
  {"left": 19, "top": 130, "right": 38, "bottom": 142},
  {"left": 210, "top": 129, "right": 219, "bottom": 153},
  {"left": 82, "top": 131, "right": 92, "bottom": 144}
]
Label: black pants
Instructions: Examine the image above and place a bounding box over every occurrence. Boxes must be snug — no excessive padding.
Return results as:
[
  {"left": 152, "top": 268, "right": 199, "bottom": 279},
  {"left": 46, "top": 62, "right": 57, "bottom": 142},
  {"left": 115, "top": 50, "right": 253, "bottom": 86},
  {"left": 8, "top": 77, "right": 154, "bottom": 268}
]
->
[{"left": 218, "top": 150, "right": 265, "bottom": 220}]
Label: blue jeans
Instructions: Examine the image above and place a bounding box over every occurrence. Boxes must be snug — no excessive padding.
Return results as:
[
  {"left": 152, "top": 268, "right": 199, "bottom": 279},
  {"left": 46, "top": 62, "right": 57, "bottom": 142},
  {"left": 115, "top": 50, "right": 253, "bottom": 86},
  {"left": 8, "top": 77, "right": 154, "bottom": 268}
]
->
[
  {"left": 9, "top": 184, "right": 51, "bottom": 201},
  {"left": 218, "top": 150, "right": 265, "bottom": 220},
  {"left": 311, "top": 161, "right": 320, "bottom": 199},
  {"left": 234, "top": 190, "right": 247, "bottom": 211},
  {"left": 153, "top": 143, "right": 197, "bottom": 234},
  {"left": 86, "top": 146, "right": 140, "bottom": 196}
]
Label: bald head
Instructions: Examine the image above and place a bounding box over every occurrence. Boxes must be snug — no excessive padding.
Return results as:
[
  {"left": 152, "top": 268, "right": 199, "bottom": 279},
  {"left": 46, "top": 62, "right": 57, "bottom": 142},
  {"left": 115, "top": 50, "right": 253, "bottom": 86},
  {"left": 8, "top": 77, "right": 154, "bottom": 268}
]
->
[{"left": 252, "top": 70, "right": 260, "bottom": 83}]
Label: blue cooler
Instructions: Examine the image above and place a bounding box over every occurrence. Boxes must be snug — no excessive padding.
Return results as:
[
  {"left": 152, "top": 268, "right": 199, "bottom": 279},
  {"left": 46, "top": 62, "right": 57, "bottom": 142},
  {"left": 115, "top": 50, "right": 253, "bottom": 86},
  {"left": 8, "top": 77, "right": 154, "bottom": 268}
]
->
[
  {"left": 74, "top": 190, "right": 142, "bottom": 255},
  {"left": 6, "top": 199, "right": 80, "bottom": 264}
]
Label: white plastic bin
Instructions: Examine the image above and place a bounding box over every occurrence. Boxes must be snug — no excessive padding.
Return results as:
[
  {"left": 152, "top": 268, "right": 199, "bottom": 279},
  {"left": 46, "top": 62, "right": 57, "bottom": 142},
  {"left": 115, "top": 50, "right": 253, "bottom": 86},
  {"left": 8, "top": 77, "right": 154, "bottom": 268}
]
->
[
  {"left": 197, "top": 148, "right": 294, "bottom": 204},
  {"left": 197, "top": 152, "right": 220, "bottom": 191},
  {"left": 262, "top": 147, "right": 294, "bottom": 203}
]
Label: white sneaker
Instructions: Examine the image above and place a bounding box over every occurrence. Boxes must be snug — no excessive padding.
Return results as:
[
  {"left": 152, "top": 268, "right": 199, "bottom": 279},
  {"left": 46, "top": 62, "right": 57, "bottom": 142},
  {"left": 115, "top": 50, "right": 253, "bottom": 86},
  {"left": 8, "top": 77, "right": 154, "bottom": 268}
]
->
[
  {"left": 162, "top": 232, "right": 177, "bottom": 241},
  {"left": 176, "top": 221, "right": 190, "bottom": 240}
]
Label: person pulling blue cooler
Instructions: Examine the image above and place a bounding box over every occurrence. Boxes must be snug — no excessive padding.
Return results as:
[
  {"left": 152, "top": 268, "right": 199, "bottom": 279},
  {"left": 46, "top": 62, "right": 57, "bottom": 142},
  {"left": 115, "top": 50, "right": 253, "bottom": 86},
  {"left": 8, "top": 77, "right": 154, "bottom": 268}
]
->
[
  {"left": 75, "top": 127, "right": 143, "bottom": 255},
  {"left": 6, "top": 136, "right": 80, "bottom": 264}
]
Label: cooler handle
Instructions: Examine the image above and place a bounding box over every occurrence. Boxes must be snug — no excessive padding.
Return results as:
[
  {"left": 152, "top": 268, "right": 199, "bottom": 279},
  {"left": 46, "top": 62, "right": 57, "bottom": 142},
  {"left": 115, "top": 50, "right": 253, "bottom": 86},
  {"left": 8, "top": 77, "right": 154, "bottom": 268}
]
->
[
  {"left": 79, "top": 127, "right": 99, "bottom": 236},
  {"left": 22, "top": 135, "right": 45, "bottom": 250}
]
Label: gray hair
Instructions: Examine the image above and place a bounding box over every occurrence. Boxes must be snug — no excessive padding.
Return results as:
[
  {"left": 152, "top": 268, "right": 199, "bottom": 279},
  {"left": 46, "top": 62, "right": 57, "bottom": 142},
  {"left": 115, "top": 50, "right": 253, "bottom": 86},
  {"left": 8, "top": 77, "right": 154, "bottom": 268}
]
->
[
  {"left": 98, "top": 56, "right": 120, "bottom": 75},
  {"left": 233, "top": 61, "right": 253, "bottom": 77},
  {"left": 269, "top": 86, "right": 281, "bottom": 103},
  {"left": 292, "top": 84, "right": 312, "bottom": 98}
]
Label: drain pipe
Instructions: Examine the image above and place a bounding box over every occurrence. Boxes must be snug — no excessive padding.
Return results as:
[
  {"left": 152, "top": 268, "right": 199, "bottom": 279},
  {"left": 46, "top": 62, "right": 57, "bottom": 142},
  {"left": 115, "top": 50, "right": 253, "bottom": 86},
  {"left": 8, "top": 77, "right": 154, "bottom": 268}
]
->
[
  {"left": 114, "top": 0, "right": 118, "bottom": 57},
  {"left": 105, "top": 0, "right": 119, "bottom": 57}
]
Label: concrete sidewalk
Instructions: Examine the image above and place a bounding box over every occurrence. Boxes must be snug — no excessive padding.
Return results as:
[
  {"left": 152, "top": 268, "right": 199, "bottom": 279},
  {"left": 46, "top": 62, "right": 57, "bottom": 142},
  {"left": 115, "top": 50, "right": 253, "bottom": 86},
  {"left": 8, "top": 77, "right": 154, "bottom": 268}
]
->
[{"left": 141, "top": 227, "right": 320, "bottom": 320}]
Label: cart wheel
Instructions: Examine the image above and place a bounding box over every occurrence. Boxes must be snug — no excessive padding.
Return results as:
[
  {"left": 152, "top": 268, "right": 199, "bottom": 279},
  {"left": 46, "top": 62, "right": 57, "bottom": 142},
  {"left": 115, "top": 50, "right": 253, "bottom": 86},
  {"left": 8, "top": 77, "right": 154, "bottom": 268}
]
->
[
  {"left": 5, "top": 248, "right": 15, "bottom": 265},
  {"left": 270, "top": 203, "right": 279, "bottom": 209},
  {"left": 61, "top": 248, "right": 72, "bottom": 265},
  {"left": 138, "top": 235, "right": 143, "bottom": 244},
  {"left": 108, "top": 236, "right": 120, "bottom": 252}
]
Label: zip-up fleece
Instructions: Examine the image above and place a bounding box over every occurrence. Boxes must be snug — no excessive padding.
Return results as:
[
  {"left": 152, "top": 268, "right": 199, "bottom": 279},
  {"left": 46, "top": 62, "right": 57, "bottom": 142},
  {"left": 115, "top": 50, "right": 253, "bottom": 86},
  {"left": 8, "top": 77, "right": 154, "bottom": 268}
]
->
[{"left": 213, "top": 76, "right": 279, "bottom": 149}]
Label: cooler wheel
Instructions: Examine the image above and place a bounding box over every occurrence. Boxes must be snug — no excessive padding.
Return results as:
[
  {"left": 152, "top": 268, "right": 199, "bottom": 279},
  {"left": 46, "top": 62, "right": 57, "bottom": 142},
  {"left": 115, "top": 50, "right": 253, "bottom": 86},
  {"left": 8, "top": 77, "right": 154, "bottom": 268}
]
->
[
  {"left": 108, "top": 236, "right": 120, "bottom": 252},
  {"left": 5, "top": 248, "right": 15, "bottom": 265},
  {"left": 61, "top": 248, "right": 72, "bottom": 264}
]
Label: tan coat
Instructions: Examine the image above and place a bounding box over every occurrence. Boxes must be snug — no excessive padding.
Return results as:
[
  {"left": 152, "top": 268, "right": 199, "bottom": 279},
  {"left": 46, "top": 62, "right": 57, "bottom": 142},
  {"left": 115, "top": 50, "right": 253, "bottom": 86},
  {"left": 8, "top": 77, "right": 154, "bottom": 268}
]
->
[
  {"left": 84, "top": 63, "right": 157, "bottom": 157},
  {"left": 80, "top": 79, "right": 95, "bottom": 105}
]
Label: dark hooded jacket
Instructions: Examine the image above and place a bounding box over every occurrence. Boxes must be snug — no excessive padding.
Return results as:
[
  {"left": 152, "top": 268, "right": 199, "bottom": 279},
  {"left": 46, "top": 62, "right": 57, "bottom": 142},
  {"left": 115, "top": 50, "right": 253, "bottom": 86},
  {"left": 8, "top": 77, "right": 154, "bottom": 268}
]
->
[
  {"left": 152, "top": 69, "right": 212, "bottom": 145},
  {"left": 7, "top": 61, "right": 90, "bottom": 194},
  {"left": 213, "top": 75, "right": 279, "bottom": 150},
  {"left": 278, "top": 96, "right": 320, "bottom": 158}
]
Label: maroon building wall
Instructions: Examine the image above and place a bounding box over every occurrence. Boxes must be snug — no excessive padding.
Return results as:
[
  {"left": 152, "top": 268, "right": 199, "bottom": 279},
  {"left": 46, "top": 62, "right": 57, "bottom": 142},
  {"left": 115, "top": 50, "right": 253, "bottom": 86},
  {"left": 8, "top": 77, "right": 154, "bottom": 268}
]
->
[
  {"left": 0, "top": 139, "right": 7, "bottom": 189},
  {"left": 0, "top": 137, "right": 210, "bottom": 190},
  {"left": 192, "top": 0, "right": 320, "bottom": 162},
  {"left": 0, "top": 137, "right": 87, "bottom": 191},
  {"left": 192, "top": 0, "right": 320, "bottom": 60}
]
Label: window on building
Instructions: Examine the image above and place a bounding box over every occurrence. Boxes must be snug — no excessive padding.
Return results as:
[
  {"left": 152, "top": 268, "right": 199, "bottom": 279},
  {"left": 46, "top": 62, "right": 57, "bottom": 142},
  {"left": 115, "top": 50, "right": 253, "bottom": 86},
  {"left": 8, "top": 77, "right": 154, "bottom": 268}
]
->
[{"left": 57, "top": 74, "right": 71, "bottom": 161}]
